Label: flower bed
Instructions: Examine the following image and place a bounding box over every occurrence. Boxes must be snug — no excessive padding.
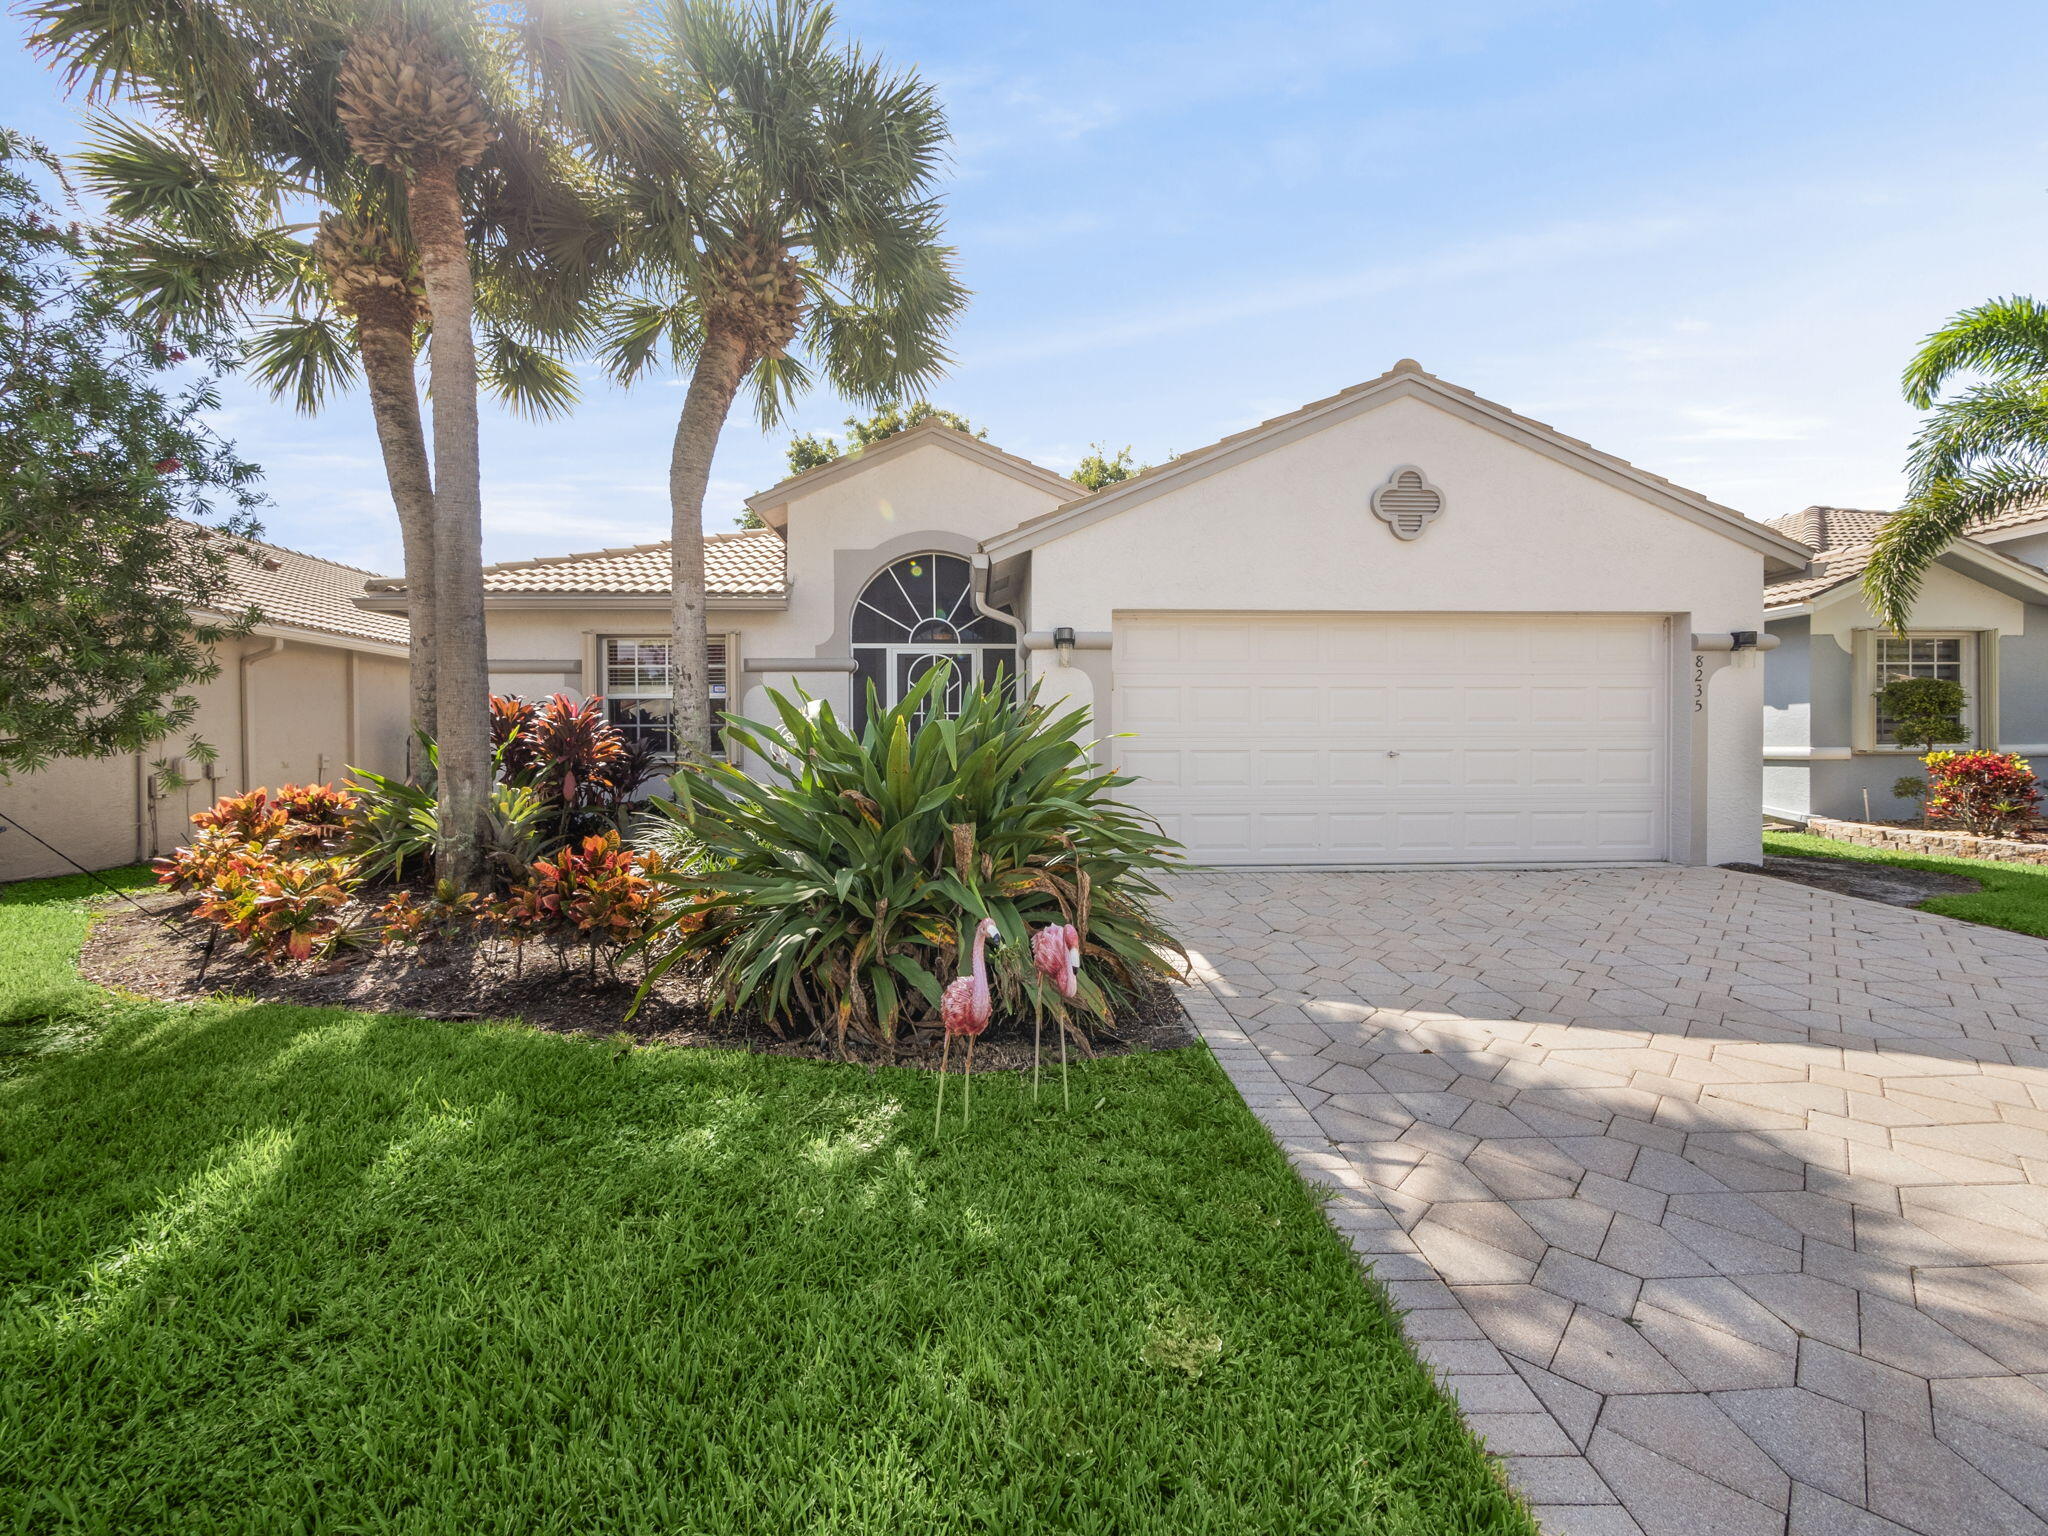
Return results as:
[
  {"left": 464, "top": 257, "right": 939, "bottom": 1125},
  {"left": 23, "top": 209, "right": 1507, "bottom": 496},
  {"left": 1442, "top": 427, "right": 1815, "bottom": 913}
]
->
[{"left": 1804, "top": 816, "right": 2048, "bottom": 865}]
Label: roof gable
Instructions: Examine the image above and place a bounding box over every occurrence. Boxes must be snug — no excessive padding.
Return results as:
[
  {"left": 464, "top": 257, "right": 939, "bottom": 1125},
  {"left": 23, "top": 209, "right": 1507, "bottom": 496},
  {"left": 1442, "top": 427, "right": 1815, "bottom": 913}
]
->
[
  {"left": 1766, "top": 534, "right": 2048, "bottom": 612},
  {"left": 982, "top": 360, "right": 1812, "bottom": 569},
  {"left": 743, "top": 419, "right": 1075, "bottom": 528}
]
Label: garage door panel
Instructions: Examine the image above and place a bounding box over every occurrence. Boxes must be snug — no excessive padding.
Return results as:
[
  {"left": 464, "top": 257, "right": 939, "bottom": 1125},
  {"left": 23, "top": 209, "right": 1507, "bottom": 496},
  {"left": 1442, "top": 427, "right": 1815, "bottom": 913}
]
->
[{"left": 1114, "top": 613, "right": 1668, "bottom": 865}]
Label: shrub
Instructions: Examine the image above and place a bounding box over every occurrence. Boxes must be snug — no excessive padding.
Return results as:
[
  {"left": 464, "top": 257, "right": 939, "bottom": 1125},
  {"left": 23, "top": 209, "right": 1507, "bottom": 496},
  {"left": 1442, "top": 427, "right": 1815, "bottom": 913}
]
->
[
  {"left": 187, "top": 848, "right": 357, "bottom": 963},
  {"left": 1923, "top": 751, "right": 2042, "bottom": 837},
  {"left": 348, "top": 755, "right": 546, "bottom": 889},
  {"left": 638, "top": 667, "right": 1182, "bottom": 1048},
  {"left": 271, "top": 782, "right": 356, "bottom": 850},
  {"left": 189, "top": 788, "right": 290, "bottom": 845},
  {"left": 376, "top": 880, "right": 482, "bottom": 946},
  {"left": 154, "top": 824, "right": 264, "bottom": 892},
  {"left": 501, "top": 831, "right": 668, "bottom": 970},
  {"left": 1877, "top": 676, "right": 1969, "bottom": 757}
]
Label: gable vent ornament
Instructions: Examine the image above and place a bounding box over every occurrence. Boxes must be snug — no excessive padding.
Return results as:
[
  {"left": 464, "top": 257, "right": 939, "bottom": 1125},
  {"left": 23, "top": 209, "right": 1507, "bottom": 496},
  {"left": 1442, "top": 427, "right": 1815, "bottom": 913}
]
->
[{"left": 1371, "top": 465, "right": 1445, "bottom": 540}]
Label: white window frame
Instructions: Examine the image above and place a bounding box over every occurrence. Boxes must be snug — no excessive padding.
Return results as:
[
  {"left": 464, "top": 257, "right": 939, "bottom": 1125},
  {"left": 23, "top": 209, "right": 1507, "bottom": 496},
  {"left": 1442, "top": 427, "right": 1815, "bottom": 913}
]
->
[
  {"left": 1854, "top": 629, "right": 1985, "bottom": 752},
  {"left": 600, "top": 633, "right": 736, "bottom": 760}
]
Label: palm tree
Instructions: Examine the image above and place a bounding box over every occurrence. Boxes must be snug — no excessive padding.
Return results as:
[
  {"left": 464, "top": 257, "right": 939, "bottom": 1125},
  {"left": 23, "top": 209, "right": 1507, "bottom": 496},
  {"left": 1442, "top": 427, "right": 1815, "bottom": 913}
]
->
[
  {"left": 334, "top": 15, "right": 501, "bottom": 886},
  {"left": 1863, "top": 296, "right": 2048, "bottom": 633},
  {"left": 78, "top": 118, "right": 585, "bottom": 748},
  {"left": 31, "top": 1, "right": 599, "bottom": 891},
  {"left": 532, "top": 0, "right": 967, "bottom": 756}
]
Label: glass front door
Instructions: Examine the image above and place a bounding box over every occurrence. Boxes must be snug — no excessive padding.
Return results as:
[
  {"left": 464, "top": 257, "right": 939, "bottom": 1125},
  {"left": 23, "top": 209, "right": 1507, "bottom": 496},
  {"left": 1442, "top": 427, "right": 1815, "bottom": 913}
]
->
[{"left": 893, "top": 647, "right": 974, "bottom": 728}]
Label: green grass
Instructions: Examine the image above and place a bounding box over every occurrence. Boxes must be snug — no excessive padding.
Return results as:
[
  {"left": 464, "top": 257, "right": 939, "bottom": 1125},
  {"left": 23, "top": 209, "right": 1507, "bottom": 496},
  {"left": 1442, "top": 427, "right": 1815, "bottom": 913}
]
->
[
  {"left": 0, "top": 873, "right": 1531, "bottom": 1535},
  {"left": 1764, "top": 829, "right": 2048, "bottom": 939}
]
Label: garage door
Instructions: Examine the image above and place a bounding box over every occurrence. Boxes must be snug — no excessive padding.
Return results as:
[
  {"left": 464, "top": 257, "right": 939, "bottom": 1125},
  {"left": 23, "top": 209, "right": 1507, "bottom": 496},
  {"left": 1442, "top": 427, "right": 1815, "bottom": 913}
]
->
[{"left": 1113, "top": 613, "right": 1669, "bottom": 865}]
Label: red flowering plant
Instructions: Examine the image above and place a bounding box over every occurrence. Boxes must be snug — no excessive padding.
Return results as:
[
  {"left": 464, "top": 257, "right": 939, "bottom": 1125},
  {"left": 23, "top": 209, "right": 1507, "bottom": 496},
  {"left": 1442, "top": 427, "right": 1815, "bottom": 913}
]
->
[{"left": 1922, "top": 751, "right": 2042, "bottom": 838}]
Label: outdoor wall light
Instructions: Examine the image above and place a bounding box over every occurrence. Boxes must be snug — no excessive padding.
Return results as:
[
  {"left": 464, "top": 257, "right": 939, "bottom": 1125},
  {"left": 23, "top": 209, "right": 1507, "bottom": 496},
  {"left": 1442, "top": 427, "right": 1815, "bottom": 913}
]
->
[
  {"left": 1729, "top": 630, "right": 1759, "bottom": 651},
  {"left": 1053, "top": 625, "right": 1076, "bottom": 666}
]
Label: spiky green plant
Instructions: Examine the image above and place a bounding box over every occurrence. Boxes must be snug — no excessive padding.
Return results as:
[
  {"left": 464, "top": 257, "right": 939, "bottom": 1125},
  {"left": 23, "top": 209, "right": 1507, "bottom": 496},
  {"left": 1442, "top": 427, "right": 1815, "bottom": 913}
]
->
[{"left": 634, "top": 665, "right": 1182, "bottom": 1052}]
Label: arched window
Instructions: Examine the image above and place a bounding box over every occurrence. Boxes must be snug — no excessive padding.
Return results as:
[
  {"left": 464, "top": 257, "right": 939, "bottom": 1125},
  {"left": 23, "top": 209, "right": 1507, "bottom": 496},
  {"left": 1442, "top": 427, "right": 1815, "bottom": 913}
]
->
[{"left": 850, "top": 552, "right": 1018, "bottom": 729}]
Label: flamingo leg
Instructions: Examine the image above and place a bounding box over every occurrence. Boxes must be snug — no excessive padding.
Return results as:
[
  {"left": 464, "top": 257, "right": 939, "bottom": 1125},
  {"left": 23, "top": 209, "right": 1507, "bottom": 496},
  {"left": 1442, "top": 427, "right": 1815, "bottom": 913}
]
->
[
  {"left": 935, "top": 1032, "right": 952, "bottom": 1140},
  {"left": 964, "top": 1036, "right": 975, "bottom": 1127},
  {"left": 1061, "top": 1013, "right": 1071, "bottom": 1113},
  {"left": 1031, "top": 987, "right": 1043, "bottom": 1103}
]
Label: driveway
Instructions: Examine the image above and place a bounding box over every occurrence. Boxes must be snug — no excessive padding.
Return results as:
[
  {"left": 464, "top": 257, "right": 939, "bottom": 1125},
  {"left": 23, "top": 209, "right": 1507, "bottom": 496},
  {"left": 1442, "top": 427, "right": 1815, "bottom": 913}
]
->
[{"left": 1163, "top": 866, "right": 2048, "bottom": 1536}]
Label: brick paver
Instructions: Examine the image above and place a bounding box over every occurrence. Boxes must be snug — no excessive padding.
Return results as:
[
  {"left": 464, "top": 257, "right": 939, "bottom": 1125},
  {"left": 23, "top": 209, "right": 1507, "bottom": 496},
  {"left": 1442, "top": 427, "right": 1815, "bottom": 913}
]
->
[{"left": 1165, "top": 866, "right": 2048, "bottom": 1536}]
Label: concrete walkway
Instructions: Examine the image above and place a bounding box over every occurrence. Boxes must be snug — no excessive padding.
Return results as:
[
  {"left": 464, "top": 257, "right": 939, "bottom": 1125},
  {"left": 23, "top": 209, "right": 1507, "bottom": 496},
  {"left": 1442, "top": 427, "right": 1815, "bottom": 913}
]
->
[{"left": 1163, "top": 866, "right": 2048, "bottom": 1536}]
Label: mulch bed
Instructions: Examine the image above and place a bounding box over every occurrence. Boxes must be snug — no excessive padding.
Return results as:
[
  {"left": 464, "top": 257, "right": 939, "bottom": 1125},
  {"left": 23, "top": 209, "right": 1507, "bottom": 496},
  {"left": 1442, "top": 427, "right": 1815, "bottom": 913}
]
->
[
  {"left": 1724, "top": 854, "right": 1983, "bottom": 908},
  {"left": 78, "top": 891, "right": 1197, "bottom": 1070}
]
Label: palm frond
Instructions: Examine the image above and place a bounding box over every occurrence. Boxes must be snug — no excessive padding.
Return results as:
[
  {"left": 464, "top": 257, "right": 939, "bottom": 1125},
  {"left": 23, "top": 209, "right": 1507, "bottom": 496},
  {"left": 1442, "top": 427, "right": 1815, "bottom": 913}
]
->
[
  {"left": 1902, "top": 296, "right": 2048, "bottom": 408},
  {"left": 1904, "top": 380, "right": 2048, "bottom": 491},
  {"left": 242, "top": 310, "right": 358, "bottom": 414},
  {"left": 1863, "top": 466, "right": 2048, "bottom": 633},
  {"left": 480, "top": 329, "right": 580, "bottom": 419},
  {"left": 593, "top": 295, "right": 700, "bottom": 384}
]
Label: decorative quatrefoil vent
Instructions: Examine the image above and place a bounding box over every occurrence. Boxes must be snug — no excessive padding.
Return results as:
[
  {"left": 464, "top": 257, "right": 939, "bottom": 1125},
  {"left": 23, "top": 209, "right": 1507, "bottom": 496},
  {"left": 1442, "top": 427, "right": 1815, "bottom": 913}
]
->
[{"left": 1370, "top": 465, "right": 1445, "bottom": 540}]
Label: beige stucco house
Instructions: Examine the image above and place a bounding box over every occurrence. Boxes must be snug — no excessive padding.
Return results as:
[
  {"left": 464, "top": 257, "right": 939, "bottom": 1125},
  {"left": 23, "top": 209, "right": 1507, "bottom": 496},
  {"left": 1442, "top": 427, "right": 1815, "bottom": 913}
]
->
[
  {"left": 361, "top": 360, "right": 1805, "bottom": 868},
  {"left": 0, "top": 536, "right": 410, "bottom": 882}
]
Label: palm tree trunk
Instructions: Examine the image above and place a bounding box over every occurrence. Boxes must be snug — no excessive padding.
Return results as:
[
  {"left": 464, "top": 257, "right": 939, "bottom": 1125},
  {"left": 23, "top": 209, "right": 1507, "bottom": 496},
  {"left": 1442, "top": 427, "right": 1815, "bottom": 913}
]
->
[
  {"left": 667, "top": 323, "right": 750, "bottom": 758},
  {"left": 407, "top": 159, "right": 491, "bottom": 889},
  {"left": 352, "top": 294, "right": 436, "bottom": 747}
]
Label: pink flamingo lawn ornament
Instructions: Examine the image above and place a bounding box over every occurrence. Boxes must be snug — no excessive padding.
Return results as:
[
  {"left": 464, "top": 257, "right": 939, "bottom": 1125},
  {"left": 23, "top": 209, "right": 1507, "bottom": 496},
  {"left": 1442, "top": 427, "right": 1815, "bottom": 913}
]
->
[
  {"left": 937, "top": 917, "right": 1000, "bottom": 1136},
  {"left": 1030, "top": 922, "right": 1082, "bottom": 1109}
]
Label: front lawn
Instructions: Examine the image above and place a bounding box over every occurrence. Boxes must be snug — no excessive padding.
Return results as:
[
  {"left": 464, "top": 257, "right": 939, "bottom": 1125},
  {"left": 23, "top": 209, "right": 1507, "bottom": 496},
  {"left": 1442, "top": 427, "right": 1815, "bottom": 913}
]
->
[
  {"left": 0, "top": 873, "right": 1531, "bottom": 1535},
  {"left": 1763, "top": 829, "right": 2048, "bottom": 939}
]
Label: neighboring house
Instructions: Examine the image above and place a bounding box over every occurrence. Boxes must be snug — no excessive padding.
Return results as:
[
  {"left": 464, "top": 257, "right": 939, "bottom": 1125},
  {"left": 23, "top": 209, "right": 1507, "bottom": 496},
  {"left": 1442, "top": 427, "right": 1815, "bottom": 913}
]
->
[
  {"left": 362, "top": 359, "right": 1805, "bottom": 868},
  {"left": 1762, "top": 504, "right": 2048, "bottom": 823},
  {"left": 0, "top": 536, "right": 410, "bottom": 882}
]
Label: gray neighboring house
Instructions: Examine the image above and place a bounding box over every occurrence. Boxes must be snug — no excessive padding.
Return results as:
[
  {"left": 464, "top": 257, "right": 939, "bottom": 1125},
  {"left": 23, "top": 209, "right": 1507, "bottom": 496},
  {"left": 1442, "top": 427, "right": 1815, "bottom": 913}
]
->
[{"left": 1762, "top": 504, "right": 2048, "bottom": 822}]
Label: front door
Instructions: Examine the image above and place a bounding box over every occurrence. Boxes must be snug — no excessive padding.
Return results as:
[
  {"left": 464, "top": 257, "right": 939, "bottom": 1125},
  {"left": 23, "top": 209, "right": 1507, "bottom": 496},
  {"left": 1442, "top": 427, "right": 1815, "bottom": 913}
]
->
[{"left": 893, "top": 647, "right": 975, "bottom": 728}]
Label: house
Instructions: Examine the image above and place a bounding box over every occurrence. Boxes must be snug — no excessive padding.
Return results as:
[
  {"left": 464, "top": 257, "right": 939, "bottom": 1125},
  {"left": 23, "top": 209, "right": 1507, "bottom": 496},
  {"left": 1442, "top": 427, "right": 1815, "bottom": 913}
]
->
[
  {"left": 1762, "top": 504, "right": 2048, "bottom": 824},
  {"left": 0, "top": 536, "right": 411, "bottom": 883},
  {"left": 362, "top": 360, "right": 1805, "bottom": 868}
]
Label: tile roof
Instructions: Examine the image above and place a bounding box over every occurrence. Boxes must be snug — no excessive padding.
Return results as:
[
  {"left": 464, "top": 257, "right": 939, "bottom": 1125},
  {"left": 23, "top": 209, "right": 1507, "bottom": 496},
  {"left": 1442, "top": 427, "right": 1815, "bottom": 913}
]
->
[
  {"left": 1764, "top": 542, "right": 1876, "bottom": 609},
  {"left": 1961, "top": 501, "right": 2048, "bottom": 538},
  {"left": 200, "top": 531, "right": 409, "bottom": 646},
  {"left": 1762, "top": 505, "right": 1889, "bottom": 552},
  {"left": 369, "top": 528, "right": 787, "bottom": 598}
]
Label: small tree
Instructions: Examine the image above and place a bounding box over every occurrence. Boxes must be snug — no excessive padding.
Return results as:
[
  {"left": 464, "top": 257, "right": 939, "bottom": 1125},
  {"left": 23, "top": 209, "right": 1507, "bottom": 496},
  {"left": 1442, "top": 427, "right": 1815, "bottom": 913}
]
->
[
  {"left": 1071, "top": 442, "right": 1146, "bottom": 490},
  {"left": 0, "top": 128, "right": 264, "bottom": 777},
  {"left": 1877, "top": 675, "right": 1969, "bottom": 758},
  {"left": 1875, "top": 674, "right": 1968, "bottom": 824}
]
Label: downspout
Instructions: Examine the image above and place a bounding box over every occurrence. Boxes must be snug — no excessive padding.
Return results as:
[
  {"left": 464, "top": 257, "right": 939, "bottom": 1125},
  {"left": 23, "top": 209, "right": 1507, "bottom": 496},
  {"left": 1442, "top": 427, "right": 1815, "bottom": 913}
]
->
[
  {"left": 238, "top": 637, "right": 286, "bottom": 790},
  {"left": 967, "top": 552, "right": 1017, "bottom": 633}
]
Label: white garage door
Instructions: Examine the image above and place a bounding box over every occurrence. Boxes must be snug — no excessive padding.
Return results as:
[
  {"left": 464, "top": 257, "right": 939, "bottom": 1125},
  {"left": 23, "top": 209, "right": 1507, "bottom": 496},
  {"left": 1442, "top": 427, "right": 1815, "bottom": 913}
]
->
[{"left": 1113, "top": 613, "right": 1669, "bottom": 865}]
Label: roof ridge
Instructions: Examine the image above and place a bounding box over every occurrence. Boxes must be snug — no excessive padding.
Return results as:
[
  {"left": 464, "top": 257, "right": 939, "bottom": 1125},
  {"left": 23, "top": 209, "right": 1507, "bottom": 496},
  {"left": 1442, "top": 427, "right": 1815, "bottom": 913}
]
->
[{"left": 479, "top": 537, "right": 674, "bottom": 577}]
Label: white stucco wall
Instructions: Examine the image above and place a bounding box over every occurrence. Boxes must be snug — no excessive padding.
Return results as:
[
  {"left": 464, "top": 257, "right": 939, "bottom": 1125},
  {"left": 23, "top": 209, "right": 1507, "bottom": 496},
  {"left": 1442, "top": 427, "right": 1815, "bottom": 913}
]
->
[
  {"left": 474, "top": 441, "right": 1068, "bottom": 751},
  {"left": 1020, "top": 393, "right": 1772, "bottom": 866}
]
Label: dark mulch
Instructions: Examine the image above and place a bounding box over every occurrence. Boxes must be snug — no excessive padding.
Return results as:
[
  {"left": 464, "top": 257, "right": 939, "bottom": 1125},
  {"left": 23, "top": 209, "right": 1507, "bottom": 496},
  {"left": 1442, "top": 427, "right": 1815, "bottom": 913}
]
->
[
  {"left": 1723, "top": 854, "right": 1983, "bottom": 907},
  {"left": 79, "top": 891, "right": 1196, "bottom": 1069}
]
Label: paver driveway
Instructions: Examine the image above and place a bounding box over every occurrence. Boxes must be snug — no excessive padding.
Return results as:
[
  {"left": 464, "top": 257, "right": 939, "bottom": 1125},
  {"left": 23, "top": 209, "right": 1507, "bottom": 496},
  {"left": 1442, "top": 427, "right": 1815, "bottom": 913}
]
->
[{"left": 1163, "top": 866, "right": 2048, "bottom": 1536}]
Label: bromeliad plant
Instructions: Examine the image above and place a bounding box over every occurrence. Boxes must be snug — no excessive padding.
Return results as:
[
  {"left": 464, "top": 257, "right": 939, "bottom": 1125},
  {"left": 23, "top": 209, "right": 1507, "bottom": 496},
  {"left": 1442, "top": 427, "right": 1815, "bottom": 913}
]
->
[{"left": 636, "top": 666, "right": 1183, "bottom": 1051}]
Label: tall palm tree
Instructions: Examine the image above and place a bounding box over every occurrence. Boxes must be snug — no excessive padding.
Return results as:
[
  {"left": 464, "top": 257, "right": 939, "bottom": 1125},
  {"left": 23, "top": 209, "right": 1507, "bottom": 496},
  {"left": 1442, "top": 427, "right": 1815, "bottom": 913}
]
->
[
  {"left": 1863, "top": 296, "right": 2048, "bottom": 633},
  {"left": 334, "top": 14, "right": 501, "bottom": 886},
  {"left": 531, "top": 0, "right": 967, "bottom": 757},
  {"left": 77, "top": 117, "right": 585, "bottom": 747},
  {"left": 30, "top": 3, "right": 597, "bottom": 887}
]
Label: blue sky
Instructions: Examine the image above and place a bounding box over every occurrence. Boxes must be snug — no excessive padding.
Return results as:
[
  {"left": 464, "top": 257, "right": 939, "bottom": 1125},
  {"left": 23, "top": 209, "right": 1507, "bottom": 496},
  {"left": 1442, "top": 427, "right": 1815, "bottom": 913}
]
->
[{"left": 7, "top": 0, "right": 2047, "bottom": 574}]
